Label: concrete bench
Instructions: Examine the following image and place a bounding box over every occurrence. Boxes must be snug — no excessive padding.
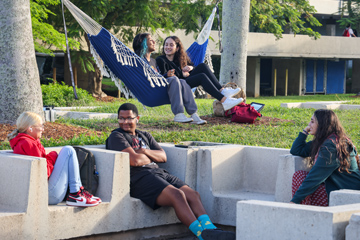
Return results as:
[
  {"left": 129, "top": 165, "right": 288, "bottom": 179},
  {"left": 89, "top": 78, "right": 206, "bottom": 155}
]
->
[
  {"left": 275, "top": 154, "right": 312, "bottom": 202},
  {"left": 0, "top": 144, "right": 197, "bottom": 239},
  {"left": 281, "top": 101, "right": 360, "bottom": 110},
  {"left": 329, "top": 190, "right": 360, "bottom": 240},
  {"left": 85, "top": 143, "right": 198, "bottom": 189},
  {"left": 346, "top": 212, "right": 360, "bottom": 240},
  {"left": 196, "top": 145, "right": 290, "bottom": 226},
  {"left": 55, "top": 111, "right": 117, "bottom": 120},
  {"left": 275, "top": 155, "right": 360, "bottom": 204},
  {"left": 237, "top": 200, "right": 360, "bottom": 240},
  {"left": 236, "top": 155, "right": 360, "bottom": 240}
]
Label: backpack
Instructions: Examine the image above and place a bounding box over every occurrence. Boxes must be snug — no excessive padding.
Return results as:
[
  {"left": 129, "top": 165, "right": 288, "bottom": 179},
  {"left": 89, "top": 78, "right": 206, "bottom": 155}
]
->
[
  {"left": 106, "top": 128, "right": 150, "bottom": 149},
  {"left": 224, "top": 102, "right": 261, "bottom": 124},
  {"left": 73, "top": 146, "right": 99, "bottom": 195},
  {"left": 343, "top": 29, "right": 350, "bottom": 37}
]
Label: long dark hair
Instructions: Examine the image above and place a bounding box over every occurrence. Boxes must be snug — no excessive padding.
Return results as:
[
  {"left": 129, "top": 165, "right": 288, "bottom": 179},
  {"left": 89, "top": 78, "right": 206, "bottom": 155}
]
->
[
  {"left": 162, "top": 36, "right": 191, "bottom": 69},
  {"left": 310, "top": 109, "right": 359, "bottom": 172},
  {"left": 132, "top": 33, "right": 150, "bottom": 58}
]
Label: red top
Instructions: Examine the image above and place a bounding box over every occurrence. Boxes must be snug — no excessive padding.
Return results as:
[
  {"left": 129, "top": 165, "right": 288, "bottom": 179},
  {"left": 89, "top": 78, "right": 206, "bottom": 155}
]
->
[{"left": 10, "top": 133, "right": 58, "bottom": 178}]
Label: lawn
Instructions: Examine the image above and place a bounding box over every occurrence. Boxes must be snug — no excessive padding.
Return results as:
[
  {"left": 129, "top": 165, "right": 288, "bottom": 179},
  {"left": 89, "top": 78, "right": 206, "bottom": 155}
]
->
[{"left": 58, "top": 94, "right": 360, "bottom": 149}]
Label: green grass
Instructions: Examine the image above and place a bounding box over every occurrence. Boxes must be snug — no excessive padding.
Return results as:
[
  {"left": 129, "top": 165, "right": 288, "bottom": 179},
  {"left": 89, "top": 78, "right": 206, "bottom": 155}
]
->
[
  {"left": 59, "top": 94, "right": 360, "bottom": 149},
  {"left": 102, "top": 78, "right": 118, "bottom": 91},
  {"left": 1, "top": 94, "right": 359, "bottom": 150}
]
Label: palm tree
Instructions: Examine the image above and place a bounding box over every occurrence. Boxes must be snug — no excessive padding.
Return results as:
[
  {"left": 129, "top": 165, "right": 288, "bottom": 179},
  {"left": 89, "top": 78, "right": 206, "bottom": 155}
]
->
[
  {"left": 219, "top": 0, "right": 251, "bottom": 98},
  {"left": 0, "top": 0, "right": 43, "bottom": 123}
]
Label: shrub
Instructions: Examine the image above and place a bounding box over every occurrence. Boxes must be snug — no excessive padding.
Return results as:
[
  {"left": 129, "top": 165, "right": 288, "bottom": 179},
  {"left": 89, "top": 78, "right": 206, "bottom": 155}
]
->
[{"left": 42, "top": 82, "right": 95, "bottom": 107}]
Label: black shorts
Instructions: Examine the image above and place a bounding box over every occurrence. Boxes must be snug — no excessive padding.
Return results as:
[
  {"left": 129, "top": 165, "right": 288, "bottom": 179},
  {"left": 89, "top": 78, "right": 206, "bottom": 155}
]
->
[{"left": 130, "top": 166, "right": 186, "bottom": 210}]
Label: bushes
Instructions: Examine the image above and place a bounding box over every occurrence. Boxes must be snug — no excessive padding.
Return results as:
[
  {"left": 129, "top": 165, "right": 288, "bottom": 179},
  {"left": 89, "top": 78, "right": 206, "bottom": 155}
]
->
[{"left": 42, "top": 82, "right": 95, "bottom": 107}]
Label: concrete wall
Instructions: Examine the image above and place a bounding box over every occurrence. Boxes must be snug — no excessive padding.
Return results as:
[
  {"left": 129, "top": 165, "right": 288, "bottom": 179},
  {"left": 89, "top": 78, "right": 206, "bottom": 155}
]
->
[
  {"left": 309, "top": 0, "right": 342, "bottom": 15},
  {"left": 245, "top": 34, "right": 360, "bottom": 60},
  {"left": 237, "top": 200, "right": 360, "bottom": 240},
  {"left": 246, "top": 57, "right": 260, "bottom": 97}
]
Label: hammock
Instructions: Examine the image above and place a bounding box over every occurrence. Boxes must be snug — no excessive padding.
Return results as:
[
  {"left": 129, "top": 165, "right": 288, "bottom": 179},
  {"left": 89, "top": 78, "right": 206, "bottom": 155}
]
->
[
  {"left": 186, "top": 5, "right": 218, "bottom": 71},
  {"left": 63, "top": 0, "right": 169, "bottom": 107},
  {"left": 62, "top": 0, "right": 218, "bottom": 106}
]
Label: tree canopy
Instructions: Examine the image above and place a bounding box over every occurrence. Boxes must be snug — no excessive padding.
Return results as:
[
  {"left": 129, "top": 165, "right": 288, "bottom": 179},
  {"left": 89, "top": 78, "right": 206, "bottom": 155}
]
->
[
  {"left": 249, "top": 0, "right": 321, "bottom": 39},
  {"left": 31, "top": 0, "right": 321, "bottom": 96},
  {"left": 31, "top": 0, "right": 79, "bottom": 55},
  {"left": 32, "top": 0, "right": 321, "bottom": 55},
  {"left": 338, "top": 0, "right": 360, "bottom": 30}
]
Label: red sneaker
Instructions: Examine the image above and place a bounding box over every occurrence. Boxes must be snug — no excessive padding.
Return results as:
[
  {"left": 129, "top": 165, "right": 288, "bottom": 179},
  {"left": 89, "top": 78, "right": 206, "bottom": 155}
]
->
[
  {"left": 80, "top": 186, "right": 102, "bottom": 203},
  {"left": 66, "top": 189, "right": 99, "bottom": 207}
]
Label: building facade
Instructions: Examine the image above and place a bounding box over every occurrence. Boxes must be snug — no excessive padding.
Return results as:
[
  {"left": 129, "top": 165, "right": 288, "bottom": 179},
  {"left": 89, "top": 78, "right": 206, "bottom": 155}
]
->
[{"left": 201, "top": 0, "right": 360, "bottom": 97}]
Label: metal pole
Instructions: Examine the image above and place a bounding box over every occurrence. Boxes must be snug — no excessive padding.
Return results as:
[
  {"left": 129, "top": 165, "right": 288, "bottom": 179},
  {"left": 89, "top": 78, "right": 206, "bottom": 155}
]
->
[
  {"left": 274, "top": 68, "right": 277, "bottom": 96},
  {"left": 62, "top": 0, "right": 78, "bottom": 99},
  {"left": 53, "top": 68, "right": 57, "bottom": 83},
  {"left": 285, "top": 69, "right": 288, "bottom": 96}
]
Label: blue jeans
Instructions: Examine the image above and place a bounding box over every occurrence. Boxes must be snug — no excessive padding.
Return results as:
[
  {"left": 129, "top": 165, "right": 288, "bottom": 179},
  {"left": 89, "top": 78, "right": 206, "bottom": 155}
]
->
[{"left": 48, "top": 146, "right": 82, "bottom": 205}]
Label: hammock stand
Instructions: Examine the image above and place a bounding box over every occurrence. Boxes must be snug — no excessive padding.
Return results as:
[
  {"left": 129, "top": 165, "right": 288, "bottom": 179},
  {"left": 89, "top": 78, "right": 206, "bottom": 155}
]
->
[{"left": 62, "top": 0, "right": 219, "bottom": 106}]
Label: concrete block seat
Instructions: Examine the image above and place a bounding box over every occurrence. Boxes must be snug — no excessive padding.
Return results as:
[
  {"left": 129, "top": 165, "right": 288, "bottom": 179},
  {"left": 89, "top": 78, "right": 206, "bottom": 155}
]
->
[
  {"left": 237, "top": 200, "right": 360, "bottom": 240},
  {"left": 0, "top": 153, "right": 48, "bottom": 239},
  {"left": 280, "top": 101, "right": 360, "bottom": 110},
  {"left": 275, "top": 154, "right": 312, "bottom": 202},
  {"left": 346, "top": 212, "right": 360, "bottom": 240},
  {"left": 329, "top": 190, "right": 360, "bottom": 240},
  {"left": 196, "top": 145, "right": 290, "bottom": 226},
  {"left": 236, "top": 155, "right": 360, "bottom": 240},
  {"left": 0, "top": 144, "right": 197, "bottom": 239}
]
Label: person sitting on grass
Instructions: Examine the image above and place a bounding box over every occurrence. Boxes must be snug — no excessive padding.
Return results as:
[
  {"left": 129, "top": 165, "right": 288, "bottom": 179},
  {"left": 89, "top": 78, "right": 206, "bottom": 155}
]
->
[
  {"left": 290, "top": 109, "right": 360, "bottom": 206},
  {"left": 132, "top": 32, "right": 206, "bottom": 125},
  {"left": 106, "top": 103, "right": 235, "bottom": 240},
  {"left": 7, "top": 112, "right": 101, "bottom": 207}
]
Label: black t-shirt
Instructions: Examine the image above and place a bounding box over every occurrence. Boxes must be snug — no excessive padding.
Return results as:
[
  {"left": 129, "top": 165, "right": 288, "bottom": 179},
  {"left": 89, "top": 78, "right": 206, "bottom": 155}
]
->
[
  {"left": 156, "top": 55, "right": 185, "bottom": 78},
  {"left": 106, "top": 129, "right": 162, "bottom": 152}
]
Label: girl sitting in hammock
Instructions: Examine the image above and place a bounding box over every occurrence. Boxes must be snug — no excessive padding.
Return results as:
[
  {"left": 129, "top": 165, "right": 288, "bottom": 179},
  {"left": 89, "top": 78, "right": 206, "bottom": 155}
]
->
[
  {"left": 290, "top": 109, "right": 360, "bottom": 206},
  {"left": 156, "top": 36, "right": 243, "bottom": 111},
  {"left": 133, "top": 33, "right": 206, "bottom": 124}
]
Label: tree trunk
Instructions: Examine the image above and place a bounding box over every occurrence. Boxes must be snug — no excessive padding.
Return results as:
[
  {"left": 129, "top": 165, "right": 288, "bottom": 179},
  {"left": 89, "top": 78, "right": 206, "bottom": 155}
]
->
[
  {"left": 220, "top": 0, "right": 251, "bottom": 97},
  {"left": 89, "top": 66, "right": 105, "bottom": 98},
  {"left": 85, "top": 35, "right": 106, "bottom": 98},
  {"left": 0, "top": 0, "right": 43, "bottom": 124}
]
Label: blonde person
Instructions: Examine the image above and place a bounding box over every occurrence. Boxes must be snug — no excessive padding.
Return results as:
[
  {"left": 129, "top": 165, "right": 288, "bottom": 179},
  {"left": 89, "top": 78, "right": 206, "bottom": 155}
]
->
[{"left": 7, "top": 112, "right": 101, "bottom": 207}]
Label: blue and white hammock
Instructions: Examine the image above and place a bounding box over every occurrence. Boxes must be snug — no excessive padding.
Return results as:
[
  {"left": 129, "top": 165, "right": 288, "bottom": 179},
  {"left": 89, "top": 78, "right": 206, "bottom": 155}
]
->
[
  {"left": 62, "top": 0, "right": 217, "bottom": 107},
  {"left": 187, "top": 6, "right": 217, "bottom": 69}
]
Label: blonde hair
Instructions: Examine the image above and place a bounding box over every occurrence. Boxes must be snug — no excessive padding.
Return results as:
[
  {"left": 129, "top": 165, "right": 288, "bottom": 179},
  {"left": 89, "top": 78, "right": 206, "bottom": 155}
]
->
[{"left": 7, "top": 112, "right": 43, "bottom": 141}]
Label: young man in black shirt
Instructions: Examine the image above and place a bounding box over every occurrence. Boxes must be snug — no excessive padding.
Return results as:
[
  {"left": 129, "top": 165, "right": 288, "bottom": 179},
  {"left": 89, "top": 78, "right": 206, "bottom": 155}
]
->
[{"left": 106, "top": 103, "right": 235, "bottom": 240}]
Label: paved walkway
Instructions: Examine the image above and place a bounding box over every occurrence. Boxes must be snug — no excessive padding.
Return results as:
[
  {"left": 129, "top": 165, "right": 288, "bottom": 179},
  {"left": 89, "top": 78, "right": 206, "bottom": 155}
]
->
[{"left": 281, "top": 101, "right": 360, "bottom": 110}]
